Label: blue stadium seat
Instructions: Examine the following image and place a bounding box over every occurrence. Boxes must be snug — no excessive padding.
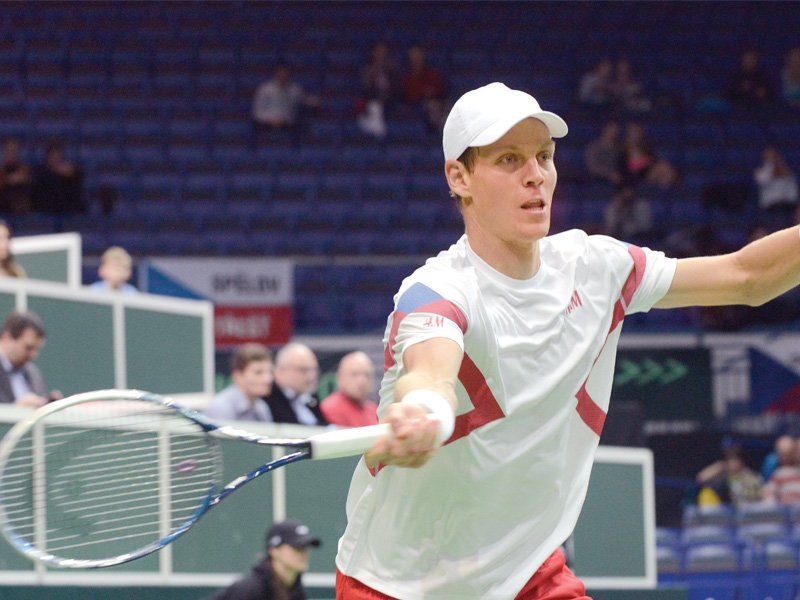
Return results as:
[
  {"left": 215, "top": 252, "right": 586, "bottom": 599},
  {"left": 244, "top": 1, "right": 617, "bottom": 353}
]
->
[
  {"left": 736, "top": 502, "right": 790, "bottom": 528},
  {"left": 683, "top": 504, "right": 736, "bottom": 528}
]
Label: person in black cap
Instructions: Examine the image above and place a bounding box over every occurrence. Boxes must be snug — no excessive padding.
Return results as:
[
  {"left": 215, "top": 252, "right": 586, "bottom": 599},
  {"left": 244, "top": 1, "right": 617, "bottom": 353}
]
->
[{"left": 205, "top": 518, "right": 320, "bottom": 600}]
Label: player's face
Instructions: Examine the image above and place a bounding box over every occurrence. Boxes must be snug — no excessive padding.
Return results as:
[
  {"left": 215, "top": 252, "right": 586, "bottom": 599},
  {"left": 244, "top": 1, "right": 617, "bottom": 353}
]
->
[
  {"left": 234, "top": 359, "right": 274, "bottom": 399},
  {"left": 460, "top": 118, "right": 557, "bottom": 248}
]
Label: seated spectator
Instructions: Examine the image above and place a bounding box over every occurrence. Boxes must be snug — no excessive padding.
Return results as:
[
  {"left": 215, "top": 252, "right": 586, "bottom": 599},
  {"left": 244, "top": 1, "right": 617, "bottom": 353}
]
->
[
  {"left": 204, "top": 518, "right": 320, "bottom": 600},
  {"left": 753, "top": 146, "right": 799, "bottom": 231},
  {"left": 205, "top": 344, "right": 274, "bottom": 422},
  {"left": 321, "top": 351, "right": 378, "bottom": 428},
  {"left": 584, "top": 121, "right": 623, "bottom": 186},
  {"left": 603, "top": 185, "right": 654, "bottom": 244},
  {"left": 578, "top": 59, "right": 614, "bottom": 107},
  {"left": 782, "top": 46, "right": 800, "bottom": 108},
  {"left": 88, "top": 246, "right": 139, "bottom": 294},
  {"left": 610, "top": 58, "right": 652, "bottom": 113},
  {"left": 402, "top": 45, "right": 448, "bottom": 132},
  {"left": 263, "top": 342, "right": 327, "bottom": 426},
  {"left": 618, "top": 123, "right": 676, "bottom": 190},
  {"left": 251, "top": 64, "right": 321, "bottom": 131},
  {"left": 0, "top": 309, "right": 62, "bottom": 407},
  {"left": 761, "top": 434, "right": 796, "bottom": 481},
  {"left": 30, "top": 140, "right": 85, "bottom": 215},
  {"left": 0, "top": 139, "right": 31, "bottom": 214},
  {"left": 727, "top": 48, "right": 774, "bottom": 108},
  {"left": 356, "top": 42, "right": 397, "bottom": 139},
  {"left": 762, "top": 436, "right": 800, "bottom": 504},
  {"left": 0, "top": 219, "right": 25, "bottom": 277},
  {"left": 695, "top": 444, "right": 763, "bottom": 506}
]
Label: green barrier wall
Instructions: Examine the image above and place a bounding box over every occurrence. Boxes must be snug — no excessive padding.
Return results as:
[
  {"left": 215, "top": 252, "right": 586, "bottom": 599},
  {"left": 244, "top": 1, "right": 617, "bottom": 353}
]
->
[
  {"left": 16, "top": 250, "right": 70, "bottom": 285},
  {"left": 0, "top": 279, "right": 213, "bottom": 396}
]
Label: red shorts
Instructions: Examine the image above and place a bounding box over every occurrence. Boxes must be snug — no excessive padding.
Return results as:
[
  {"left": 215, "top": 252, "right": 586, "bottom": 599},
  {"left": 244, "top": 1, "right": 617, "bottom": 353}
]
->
[{"left": 336, "top": 547, "right": 591, "bottom": 600}]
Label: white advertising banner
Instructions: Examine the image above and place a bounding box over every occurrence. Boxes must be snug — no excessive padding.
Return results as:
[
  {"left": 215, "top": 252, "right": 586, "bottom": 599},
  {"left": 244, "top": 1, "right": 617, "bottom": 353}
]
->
[{"left": 142, "top": 258, "right": 294, "bottom": 347}]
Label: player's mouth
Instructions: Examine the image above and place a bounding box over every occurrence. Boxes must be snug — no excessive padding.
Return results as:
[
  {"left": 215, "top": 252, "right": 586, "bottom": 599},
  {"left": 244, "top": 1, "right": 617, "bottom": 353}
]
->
[{"left": 521, "top": 199, "right": 546, "bottom": 213}]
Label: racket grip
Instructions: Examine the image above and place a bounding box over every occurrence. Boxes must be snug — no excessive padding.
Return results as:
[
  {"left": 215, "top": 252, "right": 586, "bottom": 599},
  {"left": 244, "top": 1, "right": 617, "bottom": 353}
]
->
[{"left": 308, "top": 423, "right": 392, "bottom": 460}]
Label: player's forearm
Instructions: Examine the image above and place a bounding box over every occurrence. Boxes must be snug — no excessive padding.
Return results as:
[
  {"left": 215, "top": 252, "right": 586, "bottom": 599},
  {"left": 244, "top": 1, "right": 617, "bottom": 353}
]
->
[
  {"left": 735, "top": 225, "right": 800, "bottom": 306},
  {"left": 394, "top": 372, "right": 458, "bottom": 413}
]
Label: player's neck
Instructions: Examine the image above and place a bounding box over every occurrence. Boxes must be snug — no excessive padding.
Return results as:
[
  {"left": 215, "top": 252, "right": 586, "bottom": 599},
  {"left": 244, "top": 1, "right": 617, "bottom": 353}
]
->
[{"left": 467, "top": 233, "right": 541, "bottom": 280}]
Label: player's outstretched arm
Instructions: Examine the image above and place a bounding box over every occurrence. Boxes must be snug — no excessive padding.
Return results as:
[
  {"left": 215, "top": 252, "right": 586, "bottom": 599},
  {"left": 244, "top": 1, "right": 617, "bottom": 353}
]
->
[
  {"left": 366, "top": 337, "right": 462, "bottom": 469},
  {"left": 656, "top": 225, "right": 800, "bottom": 309}
]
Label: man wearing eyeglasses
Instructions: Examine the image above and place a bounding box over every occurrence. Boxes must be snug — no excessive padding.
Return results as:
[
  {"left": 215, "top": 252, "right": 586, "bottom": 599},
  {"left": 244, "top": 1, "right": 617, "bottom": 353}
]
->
[{"left": 263, "top": 342, "right": 328, "bottom": 426}]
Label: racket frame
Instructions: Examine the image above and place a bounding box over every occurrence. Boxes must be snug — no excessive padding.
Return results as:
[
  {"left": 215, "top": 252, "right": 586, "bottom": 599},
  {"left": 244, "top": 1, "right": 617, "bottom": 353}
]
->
[{"left": 0, "top": 389, "right": 389, "bottom": 569}]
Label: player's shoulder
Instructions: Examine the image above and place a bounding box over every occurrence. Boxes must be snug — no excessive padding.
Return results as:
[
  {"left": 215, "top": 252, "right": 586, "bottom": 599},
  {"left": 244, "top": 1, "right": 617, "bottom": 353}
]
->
[
  {"left": 544, "top": 229, "right": 634, "bottom": 264},
  {"left": 396, "top": 235, "right": 475, "bottom": 307}
]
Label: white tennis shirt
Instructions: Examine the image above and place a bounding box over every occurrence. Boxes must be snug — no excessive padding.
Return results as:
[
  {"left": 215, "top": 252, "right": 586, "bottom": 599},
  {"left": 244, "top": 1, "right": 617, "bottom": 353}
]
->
[{"left": 336, "top": 231, "right": 677, "bottom": 599}]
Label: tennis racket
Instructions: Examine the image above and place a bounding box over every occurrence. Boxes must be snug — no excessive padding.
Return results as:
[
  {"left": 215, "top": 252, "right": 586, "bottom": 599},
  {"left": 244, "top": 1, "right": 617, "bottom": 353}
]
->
[{"left": 0, "top": 389, "right": 391, "bottom": 569}]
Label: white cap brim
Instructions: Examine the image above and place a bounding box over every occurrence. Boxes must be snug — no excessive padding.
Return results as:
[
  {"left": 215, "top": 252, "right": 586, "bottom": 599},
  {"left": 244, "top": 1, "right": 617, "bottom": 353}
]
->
[{"left": 468, "top": 110, "right": 568, "bottom": 149}]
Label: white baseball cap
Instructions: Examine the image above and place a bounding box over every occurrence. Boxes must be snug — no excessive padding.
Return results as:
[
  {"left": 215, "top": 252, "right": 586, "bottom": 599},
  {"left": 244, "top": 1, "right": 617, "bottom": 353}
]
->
[{"left": 442, "top": 82, "right": 568, "bottom": 160}]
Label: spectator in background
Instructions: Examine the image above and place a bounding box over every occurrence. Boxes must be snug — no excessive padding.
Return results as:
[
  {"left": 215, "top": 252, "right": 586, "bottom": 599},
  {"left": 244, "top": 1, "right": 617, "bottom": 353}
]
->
[
  {"left": 89, "top": 246, "right": 139, "bottom": 294},
  {"left": 356, "top": 42, "right": 397, "bottom": 139},
  {"left": 578, "top": 58, "right": 614, "bottom": 107},
  {"left": 402, "top": 45, "right": 448, "bottom": 132},
  {"left": 618, "top": 123, "right": 676, "bottom": 190},
  {"left": 762, "top": 436, "right": 800, "bottom": 504},
  {"left": 695, "top": 444, "right": 763, "bottom": 507},
  {"left": 584, "top": 121, "right": 623, "bottom": 186},
  {"left": 263, "top": 342, "right": 327, "bottom": 426},
  {"left": 753, "top": 146, "right": 799, "bottom": 232},
  {"left": 0, "top": 220, "right": 25, "bottom": 278},
  {"left": 782, "top": 47, "right": 800, "bottom": 108},
  {"left": 321, "top": 351, "right": 378, "bottom": 427},
  {"left": 205, "top": 519, "right": 320, "bottom": 600},
  {"left": 205, "top": 344, "right": 274, "bottom": 422},
  {"left": 728, "top": 48, "right": 774, "bottom": 108},
  {"left": 30, "top": 140, "right": 85, "bottom": 215},
  {"left": 251, "top": 65, "right": 321, "bottom": 131},
  {"left": 610, "top": 58, "right": 652, "bottom": 113},
  {"left": 603, "top": 185, "right": 654, "bottom": 244},
  {"left": 761, "top": 434, "right": 797, "bottom": 481},
  {"left": 0, "top": 310, "right": 61, "bottom": 407},
  {"left": 0, "top": 139, "right": 31, "bottom": 215}
]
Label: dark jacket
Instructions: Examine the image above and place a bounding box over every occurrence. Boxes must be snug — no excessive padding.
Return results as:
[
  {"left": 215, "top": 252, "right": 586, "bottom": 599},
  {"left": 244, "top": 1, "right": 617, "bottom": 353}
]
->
[
  {"left": 263, "top": 385, "right": 327, "bottom": 426},
  {"left": 0, "top": 361, "right": 47, "bottom": 404},
  {"left": 206, "top": 561, "right": 306, "bottom": 600}
]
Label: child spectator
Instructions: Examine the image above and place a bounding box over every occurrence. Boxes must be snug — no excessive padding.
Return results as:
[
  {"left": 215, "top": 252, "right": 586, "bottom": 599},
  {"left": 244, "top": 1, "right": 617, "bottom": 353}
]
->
[{"left": 89, "top": 246, "right": 139, "bottom": 294}]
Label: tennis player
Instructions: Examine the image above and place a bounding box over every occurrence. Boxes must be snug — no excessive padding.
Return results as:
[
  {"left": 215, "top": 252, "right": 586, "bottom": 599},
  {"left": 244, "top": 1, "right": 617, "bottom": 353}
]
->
[{"left": 334, "top": 82, "right": 800, "bottom": 599}]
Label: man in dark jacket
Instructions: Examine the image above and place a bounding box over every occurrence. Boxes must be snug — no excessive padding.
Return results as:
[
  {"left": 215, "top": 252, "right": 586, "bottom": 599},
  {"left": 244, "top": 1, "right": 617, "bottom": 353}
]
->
[
  {"left": 263, "top": 342, "right": 327, "bottom": 426},
  {"left": 206, "top": 519, "right": 321, "bottom": 600}
]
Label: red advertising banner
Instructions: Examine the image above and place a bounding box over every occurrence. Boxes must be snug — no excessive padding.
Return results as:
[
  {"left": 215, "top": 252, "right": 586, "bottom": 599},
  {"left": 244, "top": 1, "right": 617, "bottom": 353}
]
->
[{"left": 214, "top": 305, "right": 293, "bottom": 347}]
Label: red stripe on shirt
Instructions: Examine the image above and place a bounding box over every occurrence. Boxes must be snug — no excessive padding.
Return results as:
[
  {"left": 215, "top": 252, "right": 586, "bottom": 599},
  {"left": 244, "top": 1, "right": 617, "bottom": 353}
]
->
[
  {"left": 447, "top": 352, "right": 505, "bottom": 444},
  {"left": 575, "top": 245, "right": 647, "bottom": 436}
]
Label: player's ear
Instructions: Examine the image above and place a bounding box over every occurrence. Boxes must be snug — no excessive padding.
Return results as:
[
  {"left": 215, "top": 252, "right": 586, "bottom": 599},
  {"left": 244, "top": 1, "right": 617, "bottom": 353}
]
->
[{"left": 445, "top": 159, "right": 470, "bottom": 200}]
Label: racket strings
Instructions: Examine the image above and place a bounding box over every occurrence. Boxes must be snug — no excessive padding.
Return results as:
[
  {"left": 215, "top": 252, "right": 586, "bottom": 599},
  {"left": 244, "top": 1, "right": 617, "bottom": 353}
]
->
[{"left": 0, "top": 399, "right": 221, "bottom": 561}]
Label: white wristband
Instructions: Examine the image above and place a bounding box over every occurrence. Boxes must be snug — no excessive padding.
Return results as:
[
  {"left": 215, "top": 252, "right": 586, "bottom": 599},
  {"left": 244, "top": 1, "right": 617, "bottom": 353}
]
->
[{"left": 400, "top": 389, "right": 455, "bottom": 446}]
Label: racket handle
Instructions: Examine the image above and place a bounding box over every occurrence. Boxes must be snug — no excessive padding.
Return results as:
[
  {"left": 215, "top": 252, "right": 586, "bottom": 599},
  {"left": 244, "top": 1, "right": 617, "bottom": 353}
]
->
[{"left": 308, "top": 423, "right": 392, "bottom": 460}]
